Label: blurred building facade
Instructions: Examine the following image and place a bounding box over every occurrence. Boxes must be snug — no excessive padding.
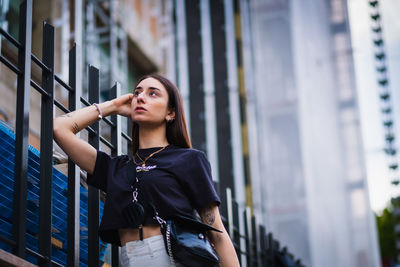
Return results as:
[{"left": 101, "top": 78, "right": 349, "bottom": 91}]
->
[
  {"left": 250, "top": 0, "right": 380, "bottom": 266},
  {"left": 0, "top": 0, "right": 380, "bottom": 266},
  {"left": 0, "top": 0, "right": 254, "bottom": 264}
]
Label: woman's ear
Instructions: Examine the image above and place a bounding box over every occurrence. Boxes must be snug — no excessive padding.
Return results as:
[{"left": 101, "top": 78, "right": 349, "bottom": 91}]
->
[{"left": 166, "top": 109, "right": 176, "bottom": 122}]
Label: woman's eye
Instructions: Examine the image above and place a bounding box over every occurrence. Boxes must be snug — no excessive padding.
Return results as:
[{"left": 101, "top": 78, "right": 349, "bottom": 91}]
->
[
  {"left": 133, "top": 91, "right": 140, "bottom": 96},
  {"left": 149, "top": 91, "right": 157, "bottom": 96}
]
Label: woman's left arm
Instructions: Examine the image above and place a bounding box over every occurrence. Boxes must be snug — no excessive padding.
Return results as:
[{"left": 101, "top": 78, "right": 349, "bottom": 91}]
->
[{"left": 199, "top": 204, "right": 240, "bottom": 267}]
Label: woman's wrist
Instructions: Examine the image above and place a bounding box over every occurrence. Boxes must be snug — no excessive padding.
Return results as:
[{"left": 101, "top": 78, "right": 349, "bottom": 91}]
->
[{"left": 98, "top": 101, "right": 117, "bottom": 117}]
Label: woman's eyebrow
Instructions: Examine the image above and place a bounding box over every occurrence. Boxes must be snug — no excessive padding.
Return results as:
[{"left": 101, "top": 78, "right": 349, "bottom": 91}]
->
[{"left": 134, "top": 86, "right": 161, "bottom": 91}]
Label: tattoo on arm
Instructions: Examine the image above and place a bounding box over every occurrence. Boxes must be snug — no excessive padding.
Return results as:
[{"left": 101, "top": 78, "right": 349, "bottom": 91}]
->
[
  {"left": 72, "top": 122, "right": 79, "bottom": 134},
  {"left": 200, "top": 206, "right": 224, "bottom": 244},
  {"left": 201, "top": 206, "right": 215, "bottom": 226}
]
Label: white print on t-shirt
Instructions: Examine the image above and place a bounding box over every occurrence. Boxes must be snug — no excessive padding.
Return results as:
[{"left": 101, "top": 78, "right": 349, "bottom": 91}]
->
[{"left": 136, "top": 165, "right": 157, "bottom": 172}]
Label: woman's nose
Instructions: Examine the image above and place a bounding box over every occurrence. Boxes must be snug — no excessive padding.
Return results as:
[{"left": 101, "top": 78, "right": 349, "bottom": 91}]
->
[{"left": 136, "top": 92, "right": 145, "bottom": 102}]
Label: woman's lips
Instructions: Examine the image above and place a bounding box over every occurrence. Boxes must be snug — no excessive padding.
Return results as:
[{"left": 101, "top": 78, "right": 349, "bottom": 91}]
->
[{"left": 135, "top": 107, "right": 146, "bottom": 112}]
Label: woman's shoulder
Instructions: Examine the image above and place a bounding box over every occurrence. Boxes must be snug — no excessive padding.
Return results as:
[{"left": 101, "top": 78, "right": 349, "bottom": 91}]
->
[
  {"left": 167, "top": 146, "right": 209, "bottom": 170},
  {"left": 168, "top": 145, "right": 206, "bottom": 159},
  {"left": 98, "top": 150, "right": 130, "bottom": 165}
]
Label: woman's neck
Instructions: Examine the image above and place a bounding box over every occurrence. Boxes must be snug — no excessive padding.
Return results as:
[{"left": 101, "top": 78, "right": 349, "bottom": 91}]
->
[{"left": 138, "top": 124, "right": 169, "bottom": 149}]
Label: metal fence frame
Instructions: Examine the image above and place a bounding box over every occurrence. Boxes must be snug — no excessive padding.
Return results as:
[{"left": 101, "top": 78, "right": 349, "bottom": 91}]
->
[{"left": 0, "top": 1, "right": 305, "bottom": 266}]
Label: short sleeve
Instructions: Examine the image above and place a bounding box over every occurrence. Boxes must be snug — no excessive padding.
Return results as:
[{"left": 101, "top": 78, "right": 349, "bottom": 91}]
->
[
  {"left": 182, "top": 150, "right": 221, "bottom": 210},
  {"left": 86, "top": 150, "right": 127, "bottom": 192}
]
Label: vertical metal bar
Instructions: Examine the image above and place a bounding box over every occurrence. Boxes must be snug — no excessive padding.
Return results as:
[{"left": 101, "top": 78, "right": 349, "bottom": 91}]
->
[
  {"left": 38, "top": 22, "right": 55, "bottom": 267},
  {"left": 68, "top": 2, "right": 83, "bottom": 265},
  {"left": 232, "top": 199, "right": 241, "bottom": 264},
  {"left": 259, "top": 225, "right": 266, "bottom": 267},
  {"left": 12, "top": 0, "right": 32, "bottom": 258},
  {"left": 67, "top": 44, "right": 81, "bottom": 267},
  {"left": 243, "top": 208, "right": 249, "bottom": 266},
  {"left": 226, "top": 188, "right": 234, "bottom": 237},
  {"left": 267, "top": 232, "right": 274, "bottom": 267},
  {"left": 251, "top": 217, "right": 261, "bottom": 267},
  {"left": 110, "top": 82, "right": 121, "bottom": 267},
  {"left": 88, "top": 65, "right": 100, "bottom": 267},
  {"left": 244, "top": 207, "right": 253, "bottom": 267}
]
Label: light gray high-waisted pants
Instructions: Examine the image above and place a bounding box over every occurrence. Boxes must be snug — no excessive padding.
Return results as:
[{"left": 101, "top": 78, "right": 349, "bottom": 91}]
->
[{"left": 120, "top": 235, "right": 183, "bottom": 267}]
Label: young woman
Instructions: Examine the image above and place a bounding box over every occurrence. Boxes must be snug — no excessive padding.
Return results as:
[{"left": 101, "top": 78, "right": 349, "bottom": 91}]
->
[{"left": 53, "top": 74, "right": 240, "bottom": 267}]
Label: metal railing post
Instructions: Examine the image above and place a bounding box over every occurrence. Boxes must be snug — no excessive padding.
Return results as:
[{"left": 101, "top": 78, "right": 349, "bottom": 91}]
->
[
  {"left": 12, "top": 0, "right": 32, "bottom": 258},
  {"left": 231, "top": 198, "right": 241, "bottom": 265},
  {"left": 67, "top": 44, "right": 81, "bottom": 267},
  {"left": 267, "top": 232, "right": 275, "bottom": 267},
  {"left": 244, "top": 207, "right": 253, "bottom": 267},
  {"left": 88, "top": 65, "right": 100, "bottom": 266},
  {"left": 110, "top": 82, "right": 122, "bottom": 266},
  {"left": 251, "top": 216, "right": 261, "bottom": 266},
  {"left": 226, "top": 188, "right": 234, "bottom": 237},
  {"left": 38, "top": 21, "right": 55, "bottom": 267},
  {"left": 259, "top": 225, "right": 267, "bottom": 266}
]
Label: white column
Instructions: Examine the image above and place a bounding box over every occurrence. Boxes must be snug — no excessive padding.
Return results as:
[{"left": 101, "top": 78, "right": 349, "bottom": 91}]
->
[
  {"left": 175, "top": 0, "right": 191, "bottom": 134},
  {"left": 200, "top": 0, "right": 219, "bottom": 181}
]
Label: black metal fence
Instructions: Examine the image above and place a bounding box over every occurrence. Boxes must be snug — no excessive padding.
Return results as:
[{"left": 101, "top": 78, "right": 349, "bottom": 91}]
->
[{"left": 0, "top": 1, "right": 305, "bottom": 266}]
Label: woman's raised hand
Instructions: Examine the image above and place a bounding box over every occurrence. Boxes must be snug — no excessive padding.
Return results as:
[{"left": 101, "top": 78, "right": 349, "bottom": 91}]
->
[{"left": 112, "top": 93, "right": 133, "bottom": 117}]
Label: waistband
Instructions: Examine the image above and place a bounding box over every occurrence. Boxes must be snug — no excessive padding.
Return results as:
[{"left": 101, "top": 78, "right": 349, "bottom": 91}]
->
[{"left": 122, "top": 234, "right": 165, "bottom": 256}]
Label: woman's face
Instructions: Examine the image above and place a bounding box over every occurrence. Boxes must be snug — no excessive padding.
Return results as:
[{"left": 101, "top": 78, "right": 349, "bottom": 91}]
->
[{"left": 131, "top": 77, "right": 174, "bottom": 126}]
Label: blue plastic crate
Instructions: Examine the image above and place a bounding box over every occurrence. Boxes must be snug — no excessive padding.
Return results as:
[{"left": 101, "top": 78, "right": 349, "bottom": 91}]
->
[{"left": 0, "top": 121, "right": 108, "bottom": 266}]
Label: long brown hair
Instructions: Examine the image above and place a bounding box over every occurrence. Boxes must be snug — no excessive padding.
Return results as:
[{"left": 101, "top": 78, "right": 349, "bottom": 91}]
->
[{"left": 131, "top": 74, "right": 192, "bottom": 154}]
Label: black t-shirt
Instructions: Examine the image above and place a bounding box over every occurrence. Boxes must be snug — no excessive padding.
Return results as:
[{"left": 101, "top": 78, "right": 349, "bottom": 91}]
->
[{"left": 86, "top": 144, "right": 221, "bottom": 246}]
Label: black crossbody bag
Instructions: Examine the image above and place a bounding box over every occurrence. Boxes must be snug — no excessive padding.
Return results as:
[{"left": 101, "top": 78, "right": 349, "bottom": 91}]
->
[{"left": 152, "top": 207, "right": 222, "bottom": 267}]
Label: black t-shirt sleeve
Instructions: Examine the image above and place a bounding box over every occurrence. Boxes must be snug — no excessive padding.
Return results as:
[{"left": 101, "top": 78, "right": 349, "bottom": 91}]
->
[
  {"left": 182, "top": 150, "right": 221, "bottom": 210},
  {"left": 86, "top": 150, "right": 127, "bottom": 192}
]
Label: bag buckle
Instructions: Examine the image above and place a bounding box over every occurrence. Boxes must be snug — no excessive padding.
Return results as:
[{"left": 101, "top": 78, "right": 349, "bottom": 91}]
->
[{"left": 153, "top": 211, "right": 166, "bottom": 226}]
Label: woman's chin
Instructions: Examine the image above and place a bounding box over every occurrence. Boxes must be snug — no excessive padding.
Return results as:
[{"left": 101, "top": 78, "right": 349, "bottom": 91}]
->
[
  {"left": 132, "top": 119, "right": 166, "bottom": 127},
  {"left": 131, "top": 115, "right": 146, "bottom": 123}
]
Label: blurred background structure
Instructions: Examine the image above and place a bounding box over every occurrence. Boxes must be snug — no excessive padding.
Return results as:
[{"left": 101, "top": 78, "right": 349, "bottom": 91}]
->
[
  {"left": 1, "top": 0, "right": 399, "bottom": 266},
  {"left": 250, "top": 0, "right": 380, "bottom": 266}
]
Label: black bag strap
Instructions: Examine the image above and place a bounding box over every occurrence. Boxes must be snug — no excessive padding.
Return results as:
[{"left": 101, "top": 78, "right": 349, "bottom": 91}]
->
[{"left": 147, "top": 201, "right": 222, "bottom": 233}]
